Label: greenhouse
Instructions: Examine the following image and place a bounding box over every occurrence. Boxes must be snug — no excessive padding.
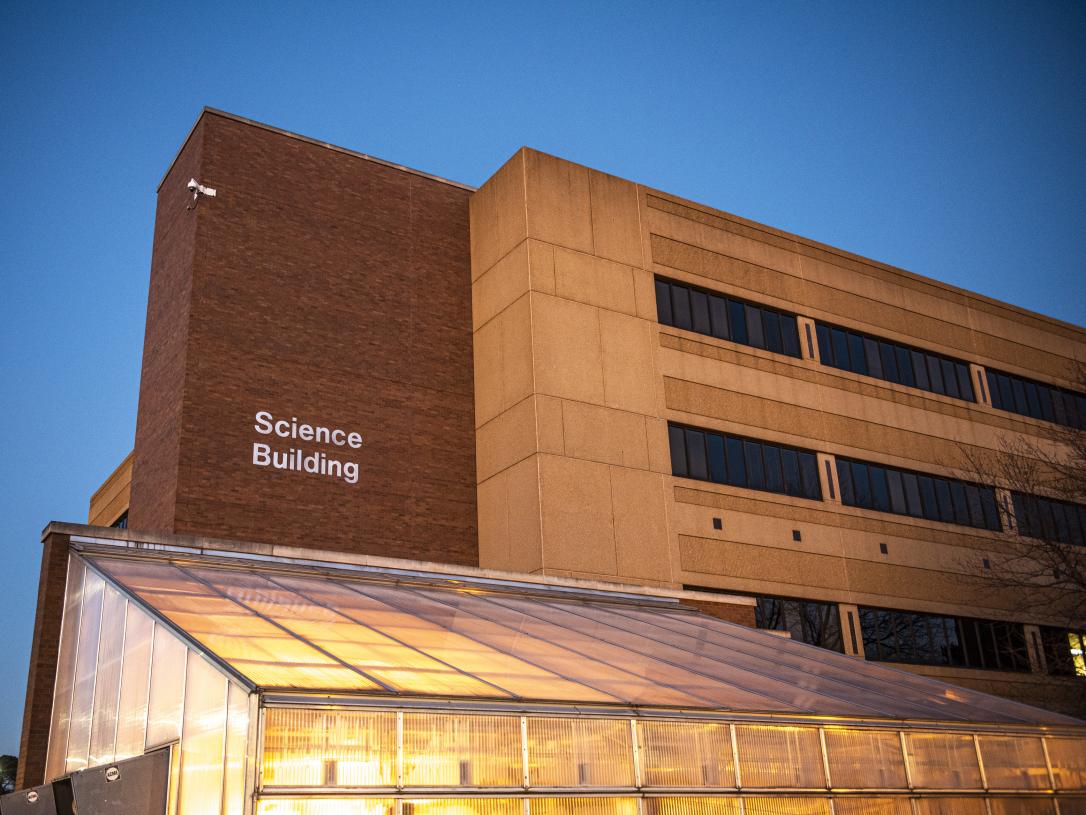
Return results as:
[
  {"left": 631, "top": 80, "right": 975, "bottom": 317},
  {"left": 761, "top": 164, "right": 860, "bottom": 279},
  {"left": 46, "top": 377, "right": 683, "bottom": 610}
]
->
[{"left": 34, "top": 534, "right": 1086, "bottom": 815}]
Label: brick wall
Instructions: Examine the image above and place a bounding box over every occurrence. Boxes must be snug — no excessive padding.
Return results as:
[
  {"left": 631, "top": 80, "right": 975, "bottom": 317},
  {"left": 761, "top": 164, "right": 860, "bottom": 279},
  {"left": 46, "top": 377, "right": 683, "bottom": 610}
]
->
[
  {"left": 129, "top": 112, "right": 478, "bottom": 564},
  {"left": 15, "top": 531, "right": 70, "bottom": 789}
]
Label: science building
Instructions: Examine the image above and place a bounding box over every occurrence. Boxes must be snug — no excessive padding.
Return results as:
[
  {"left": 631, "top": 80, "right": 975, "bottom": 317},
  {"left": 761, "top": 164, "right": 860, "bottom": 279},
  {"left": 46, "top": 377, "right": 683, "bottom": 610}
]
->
[{"left": 6, "top": 109, "right": 1086, "bottom": 815}]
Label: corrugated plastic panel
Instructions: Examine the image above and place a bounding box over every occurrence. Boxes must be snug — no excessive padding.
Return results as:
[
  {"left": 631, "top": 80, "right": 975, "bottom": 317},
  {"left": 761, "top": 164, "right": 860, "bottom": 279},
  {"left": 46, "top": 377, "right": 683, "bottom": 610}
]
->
[
  {"left": 638, "top": 720, "right": 734, "bottom": 787},
  {"left": 262, "top": 708, "right": 396, "bottom": 787}
]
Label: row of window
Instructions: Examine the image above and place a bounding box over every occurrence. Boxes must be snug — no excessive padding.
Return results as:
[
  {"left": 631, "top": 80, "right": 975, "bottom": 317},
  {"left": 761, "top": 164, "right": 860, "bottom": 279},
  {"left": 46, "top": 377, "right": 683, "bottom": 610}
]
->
[
  {"left": 1012, "top": 492, "right": 1086, "bottom": 547},
  {"left": 986, "top": 368, "right": 1086, "bottom": 429},
  {"left": 753, "top": 596, "right": 844, "bottom": 653},
  {"left": 836, "top": 457, "right": 1002, "bottom": 532},
  {"left": 816, "top": 322, "right": 975, "bottom": 403},
  {"left": 655, "top": 278, "right": 802, "bottom": 358},
  {"left": 726, "top": 592, "right": 1086, "bottom": 678},
  {"left": 668, "top": 423, "right": 822, "bottom": 501},
  {"left": 857, "top": 607, "right": 1030, "bottom": 672},
  {"left": 654, "top": 277, "right": 1086, "bottom": 430}
]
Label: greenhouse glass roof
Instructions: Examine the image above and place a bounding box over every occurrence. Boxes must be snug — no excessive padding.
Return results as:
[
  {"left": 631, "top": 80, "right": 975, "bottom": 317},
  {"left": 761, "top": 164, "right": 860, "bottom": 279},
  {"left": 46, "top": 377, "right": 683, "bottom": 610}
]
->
[{"left": 83, "top": 549, "right": 1081, "bottom": 727}]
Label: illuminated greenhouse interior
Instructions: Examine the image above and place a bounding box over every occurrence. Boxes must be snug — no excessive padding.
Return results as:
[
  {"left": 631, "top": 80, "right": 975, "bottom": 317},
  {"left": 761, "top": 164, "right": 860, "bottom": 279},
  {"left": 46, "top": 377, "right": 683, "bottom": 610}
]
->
[{"left": 43, "top": 536, "right": 1086, "bottom": 815}]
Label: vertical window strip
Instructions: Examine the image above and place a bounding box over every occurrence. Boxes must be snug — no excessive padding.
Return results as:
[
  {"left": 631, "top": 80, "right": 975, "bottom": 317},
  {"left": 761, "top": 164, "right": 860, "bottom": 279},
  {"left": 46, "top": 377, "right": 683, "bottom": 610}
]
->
[{"left": 654, "top": 277, "right": 802, "bottom": 359}]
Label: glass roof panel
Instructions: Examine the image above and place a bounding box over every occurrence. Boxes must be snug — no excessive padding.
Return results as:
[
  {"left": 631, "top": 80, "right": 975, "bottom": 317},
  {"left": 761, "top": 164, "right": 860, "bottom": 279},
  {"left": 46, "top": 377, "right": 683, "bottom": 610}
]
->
[
  {"left": 83, "top": 553, "right": 1085, "bottom": 725},
  {"left": 621, "top": 603, "right": 1071, "bottom": 725},
  {"left": 90, "top": 558, "right": 381, "bottom": 691}
]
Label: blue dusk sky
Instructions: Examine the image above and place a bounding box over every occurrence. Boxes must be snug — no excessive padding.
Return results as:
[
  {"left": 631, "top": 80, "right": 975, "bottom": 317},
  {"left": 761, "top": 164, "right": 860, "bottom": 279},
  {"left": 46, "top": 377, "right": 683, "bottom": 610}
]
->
[{"left": 0, "top": 1, "right": 1084, "bottom": 754}]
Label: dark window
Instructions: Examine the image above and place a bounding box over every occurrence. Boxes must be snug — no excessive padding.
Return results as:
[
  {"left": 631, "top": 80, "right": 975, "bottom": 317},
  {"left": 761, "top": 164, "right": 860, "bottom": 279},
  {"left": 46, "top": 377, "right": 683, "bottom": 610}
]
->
[
  {"left": 912, "top": 350, "right": 930, "bottom": 391},
  {"left": 707, "top": 434, "right": 726, "bottom": 484},
  {"left": 781, "top": 315, "right": 801, "bottom": 358},
  {"left": 668, "top": 423, "right": 822, "bottom": 501},
  {"left": 654, "top": 278, "right": 804, "bottom": 358},
  {"left": 671, "top": 285, "right": 691, "bottom": 330},
  {"left": 798, "top": 453, "right": 821, "bottom": 500},
  {"left": 781, "top": 449, "right": 801, "bottom": 496},
  {"left": 763, "top": 445, "right": 785, "bottom": 493},
  {"left": 847, "top": 333, "right": 868, "bottom": 376},
  {"left": 869, "top": 466, "right": 892, "bottom": 513},
  {"left": 709, "top": 295, "right": 729, "bottom": 340},
  {"left": 689, "top": 290, "right": 711, "bottom": 335},
  {"left": 744, "top": 440, "right": 766, "bottom": 490},
  {"left": 668, "top": 425, "right": 687, "bottom": 476},
  {"left": 813, "top": 320, "right": 976, "bottom": 403},
  {"left": 879, "top": 341, "right": 900, "bottom": 383},
  {"left": 754, "top": 595, "right": 843, "bottom": 652},
  {"left": 985, "top": 368, "right": 1085, "bottom": 429},
  {"left": 903, "top": 473, "right": 925, "bottom": 518},
  {"left": 685, "top": 428, "right": 708, "bottom": 480},
  {"left": 836, "top": 459, "right": 855, "bottom": 505},
  {"left": 859, "top": 606, "right": 1030, "bottom": 671},
  {"left": 863, "top": 337, "right": 883, "bottom": 380},
  {"left": 112, "top": 510, "right": 129, "bottom": 529},
  {"left": 728, "top": 298, "right": 749, "bottom": 345},
  {"left": 655, "top": 280, "right": 673, "bottom": 324},
  {"left": 745, "top": 304, "right": 765, "bottom": 350},
  {"left": 762, "top": 310, "right": 783, "bottom": 354},
  {"left": 816, "top": 324, "right": 833, "bottom": 365},
  {"left": 886, "top": 470, "right": 907, "bottom": 515},
  {"left": 1012, "top": 492, "right": 1086, "bottom": 547},
  {"left": 1040, "top": 627, "right": 1086, "bottom": 677},
  {"left": 836, "top": 456, "right": 1001, "bottom": 531}
]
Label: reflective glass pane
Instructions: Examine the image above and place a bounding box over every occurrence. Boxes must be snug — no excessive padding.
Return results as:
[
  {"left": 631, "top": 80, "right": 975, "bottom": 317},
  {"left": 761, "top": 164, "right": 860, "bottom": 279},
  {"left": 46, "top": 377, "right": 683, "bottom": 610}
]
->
[
  {"left": 832, "top": 800, "right": 911, "bottom": 815},
  {"left": 746, "top": 304, "right": 765, "bottom": 348},
  {"left": 114, "top": 601, "right": 155, "bottom": 760},
  {"left": 256, "top": 800, "right": 395, "bottom": 815},
  {"left": 743, "top": 798, "right": 831, "bottom": 815},
  {"left": 690, "top": 290, "right": 711, "bottom": 335},
  {"left": 709, "top": 295, "right": 729, "bottom": 340},
  {"left": 763, "top": 445, "right": 785, "bottom": 494},
  {"left": 530, "top": 800, "right": 639, "bottom": 815},
  {"left": 262, "top": 707, "right": 395, "bottom": 787},
  {"left": 685, "top": 429, "right": 708, "bottom": 480},
  {"left": 670, "top": 285, "right": 691, "bottom": 330},
  {"left": 88, "top": 584, "right": 128, "bottom": 766},
  {"left": 707, "top": 434, "right": 726, "bottom": 484},
  {"left": 734, "top": 724, "right": 824, "bottom": 788},
  {"left": 824, "top": 728, "right": 907, "bottom": 788},
  {"left": 65, "top": 567, "right": 105, "bottom": 773},
  {"left": 987, "top": 799, "right": 1057, "bottom": 815},
  {"left": 92, "top": 557, "right": 376, "bottom": 691},
  {"left": 1047, "top": 737, "right": 1086, "bottom": 790},
  {"left": 178, "top": 651, "right": 228, "bottom": 815},
  {"left": 223, "top": 683, "right": 250, "bottom": 815},
  {"left": 978, "top": 735, "right": 1048, "bottom": 789},
  {"left": 645, "top": 799, "right": 741, "bottom": 815},
  {"left": 728, "top": 299, "right": 748, "bottom": 344},
  {"left": 654, "top": 280, "right": 672, "bottom": 324},
  {"left": 403, "top": 801, "right": 522, "bottom": 815},
  {"left": 194, "top": 567, "right": 505, "bottom": 698},
  {"left": 639, "top": 720, "right": 734, "bottom": 787},
  {"left": 904, "top": 732, "right": 983, "bottom": 789},
  {"left": 403, "top": 713, "right": 520, "bottom": 787},
  {"left": 46, "top": 558, "right": 85, "bottom": 781},
  {"left": 847, "top": 333, "right": 868, "bottom": 376},
  {"left": 527, "top": 717, "right": 633, "bottom": 787},
  {"left": 725, "top": 437, "right": 747, "bottom": 487},
  {"left": 146, "top": 622, "right": 188, "bottom": 748},
  {"left": 913, "top": 800, "right": 986, "bottom": 815},
  {"left": 763, "top": 310, "right": 783, "bottom": 354},
  {"left": 668, "top": 425, "right": 687, "bottom": 476}
]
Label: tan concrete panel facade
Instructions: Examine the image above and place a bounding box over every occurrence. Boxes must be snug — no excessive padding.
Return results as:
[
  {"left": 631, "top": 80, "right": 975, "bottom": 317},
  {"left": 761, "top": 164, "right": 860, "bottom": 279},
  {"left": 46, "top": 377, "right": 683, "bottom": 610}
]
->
[{"left": 470, "top": 147, "right": 1085, "bottom": 708}]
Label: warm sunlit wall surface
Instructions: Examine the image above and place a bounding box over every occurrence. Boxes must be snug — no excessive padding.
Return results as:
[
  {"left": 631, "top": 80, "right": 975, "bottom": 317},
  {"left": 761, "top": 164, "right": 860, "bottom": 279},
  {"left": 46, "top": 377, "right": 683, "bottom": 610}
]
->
[{"left": 44, "top": 559, "right": 252, "bottom": 815}]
